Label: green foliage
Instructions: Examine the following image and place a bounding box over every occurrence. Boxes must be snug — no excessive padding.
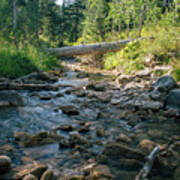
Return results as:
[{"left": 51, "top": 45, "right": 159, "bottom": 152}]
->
[
  {"left": 104, "top": 41, "right": 145, "bottom": 73},
  {"left": 104, "top": 23, "right": 180, "bottom": 74},
  {"left": 0, "top": 39, "right": 61, "bottom": 78}
]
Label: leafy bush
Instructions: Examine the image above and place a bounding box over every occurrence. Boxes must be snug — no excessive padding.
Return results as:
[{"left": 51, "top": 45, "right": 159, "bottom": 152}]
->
[
  {"left": 0, "top": 39, "right": 61, "bottom": 79},
  {"left": 104, "top": 23, "right": 180, "bottom": 75}
]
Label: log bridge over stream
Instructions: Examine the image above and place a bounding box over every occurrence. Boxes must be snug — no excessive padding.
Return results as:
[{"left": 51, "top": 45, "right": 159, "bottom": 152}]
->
[{"left": 46, "top": 37, "right": 151, "bottom": 57}]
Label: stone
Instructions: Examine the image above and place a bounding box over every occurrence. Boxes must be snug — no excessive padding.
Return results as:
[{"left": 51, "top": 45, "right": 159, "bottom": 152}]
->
[
  {"left": 74, "top": 90, "right": 87, "bottom": 97},
  {"left": 14, "top": 131, "right": 61, "bottom": 148},
  {"left": 103, "top": 143, "right": 145, "bottom": 160},
  {"left": 14, "top": 132, "right": 32, "bottom": 142},
  {"left": 90, "top": 165, "right": 113, "bottom": 179},
  {"left": 150, "top": 89, "right": 167, "bottom": 102},
  {"left": 152, "top": 75, "right": 177, "bottom": 92},
  {"left": 116, "top": 133, "right": 132, "bottom": 144},
  {"left": 0, "top": 155, "right": 11, "bottom": 173},
  {"left": 58, "top": 124, "right": 74, "bottom": 132},
  {"left": 116, "top": 75, "right": 133, "bottom": 84},
  {"left": 0, "top": 90, "right": 24, "bottom": 106},
  {"left": 86, "top": 83, "right": 106, "bottom": 91},
  {"left": 69, "top": 131, "right": 85, "bottom": 146},
  {"left": 23, "top": 174, "right": 38, "bottom": 180},
  {"left": 96, "top": 128, "right": 106, "bottom": 137},
  {"left": 165, "top": 89, "right": 180, "bottom": 110},
  {"left": 30, "top": 165, "right": 48, "bottom": 179},
  {"left": 139, "top": 139, "right": 156, "bottom": 152},
  {"left": 0, "top": 145, "right": 14, "bottom": 152},
  {"left": 60, "top": 105, "right": 79, "bottom": 116},
  {"left": 40, "top": 170, "right": 54, "bottom": 180},
  {"left": 174, "top": 167, "right": 180, "bottom": 180},
  {"left": 39, "top": 94, "right": 52, "bottom": 100},
  {"left": 119, "top": 158, "right": 143, "bottom": 170},
  {"left": 136, "top": 69, "right": 152, "bottom": 77},
  {"left": 147, "top": 129, "right": 164, "bottom": 139},
  {"left": 125, "top": 99, "right": 163, "bottom": 110},
  {"left": 59, "top": 137, "right": 70, "bottom": 148}
]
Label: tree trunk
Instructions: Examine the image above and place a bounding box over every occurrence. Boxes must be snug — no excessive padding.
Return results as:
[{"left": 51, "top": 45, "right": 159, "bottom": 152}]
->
[
  {"left": 46, "top": 38, "right": 149, "bottom": 57},
  {"left": 13, "top": 0, "right": 18, "bottom": 47},
  {"left": 138, "top": 2, "right": 147, "bottom": 38}
]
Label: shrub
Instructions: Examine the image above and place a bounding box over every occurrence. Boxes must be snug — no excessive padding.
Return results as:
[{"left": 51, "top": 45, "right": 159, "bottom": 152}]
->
[{"left": 0, "top": 39, "right": 61, "bottom": 79}]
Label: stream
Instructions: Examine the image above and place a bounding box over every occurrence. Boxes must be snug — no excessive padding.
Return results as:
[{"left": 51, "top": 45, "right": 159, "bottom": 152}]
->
[{"left": 0, "top": 61, "right": 180, "bottom": 180}]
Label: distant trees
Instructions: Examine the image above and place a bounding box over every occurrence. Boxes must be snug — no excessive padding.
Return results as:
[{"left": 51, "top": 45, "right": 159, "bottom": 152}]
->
[{"left": 0, "top": 0, "right": 179, "bottom": 46}]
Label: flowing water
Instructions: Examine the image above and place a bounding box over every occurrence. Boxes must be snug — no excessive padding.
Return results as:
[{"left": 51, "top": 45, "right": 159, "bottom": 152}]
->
[{"left": 0, "top": 63, "right": 180, "bottom": 179}]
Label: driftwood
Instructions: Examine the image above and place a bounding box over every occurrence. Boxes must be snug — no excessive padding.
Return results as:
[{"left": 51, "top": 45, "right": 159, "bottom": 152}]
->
[
  {"left": 0, "top": 82, "right": 59, "bottom": 91},
  {"left": 135, "top": 146, "right": 160, "bottom": 180},
  {"left": 46, "top": 37, "right": 151, "bottom": 57}
]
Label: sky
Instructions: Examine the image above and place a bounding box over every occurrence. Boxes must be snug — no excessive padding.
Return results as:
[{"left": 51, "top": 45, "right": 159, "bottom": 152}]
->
[{"left": 56, "top": 0, "right": 63, "bottom": 5}]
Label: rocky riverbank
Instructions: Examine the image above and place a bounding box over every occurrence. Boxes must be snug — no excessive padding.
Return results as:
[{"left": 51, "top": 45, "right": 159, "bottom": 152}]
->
[{"left": 0, "top": 64, "right": 180, "bottom": 180}]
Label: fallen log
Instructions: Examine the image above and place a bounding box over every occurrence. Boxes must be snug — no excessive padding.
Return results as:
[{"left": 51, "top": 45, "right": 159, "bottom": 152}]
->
[
  {"left": 135, "top": 146, "right": 160, "bottom": 180},
  {"left": 46, "top": 37, "right": 151, "bottom": 57}
]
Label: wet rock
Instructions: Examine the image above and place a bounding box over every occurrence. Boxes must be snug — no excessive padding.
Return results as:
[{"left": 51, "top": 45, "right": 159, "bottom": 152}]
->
[
  {"left": 30, "top": 164, "right": 48, "bottom": 179},
  {"left": 23, "top": 174, "right": 38, "bottom": 180},
  {"left": 165, "top": 89, "right": 180, "bottom": 111},
  {"left": 69, "top": 131, "right": 85, "bottom": 146},
  {"left": 0, "top": 145, "right": 14, "bottom": 153},
  {"left": 138, "top": 100, "right": 163, "bottom": 110},
  {"left": 96, "top": 128, "right": 106, "bottom": 137},
  {"left": 26, "top": 132, "right": 61, "bottom": 147},
  {"left": 174, "top": 167, "right": 180, "bottom": 180},
  {"left": 56, "top": 92, "right": 64, "bottom": 97},
  {"left": 60, "top": 105, "right": 79, "bottom": 116},
  {"left": 14, "top": 131, "right": 61, "bottom": 147},
  {"left": 136, "top": 69, "right": 152, "bottom": 77},
  {"left": 58, "top": 124, "right": 74, "bottom": 132},
  {"left": 86, "top": 83, "right": 106, "bottom": 91},
  {"left": 21, "top": 156, "right": 34, "bottom": 164},
  {"left": 0, "top": 155, "right": 11, "bottom": 173},
  {"left": 0, "top": 90, "right": 24, "bottom": 106},
  {"left": 164, "top": 108, "right": 179, "bottom": 117},
  {"left": 14, "top": 132, "right": 32, "bottom": 147},
  {"left": 119, "top": 158, "right": 143, "bottom": 170},
  {"left": 170, "top": 141, "right": 180, "bottom": 153},
  {"left": 40, "top": 170, "right": 54, "bottom": 180},
  {"left": 148, "top": 129, "right": 164, "bottom": 139},
  {"left": 74, "top": 90, "right": 87, "bottom": 97},
  {"left": 152, "top": 75, "right": 177, "bottom": 92},
  {"left": 116, "top": 75, "right": 133, "bottom": 84},
  {"left": 150, "top": 89, "right": 167, "bottom": 102},
  {"left": 90, "top": 165, "right": 114, "bottom": 179},
  {"left": 15, "top": 164, "right": 48, "bottom": 179},
  {"left": 59, "top": 137, "right": 70, "bottom": 148},
  {"left": 103, "top": 143, "right": 145, "bottom": 160},
  {"left": 139, "top": 139, "right": 156, "bottom": 152},
  {"left": 116, "top": 133, "right": 132, "bottom": 144},
  {"left": 39, "top": 94, "right": 52, "bottom": 100},
  {"left": 37, "top": 72, "right": 58, "bottom": 82},
  {"left": 116, "top": 170, "right": 137, "bottom": 180},
  {"left": 69, "top": 175, "right": 84, "bottom": 180},
  {"left": 78, "top": 126, "right": 90, "bottom": 133}
]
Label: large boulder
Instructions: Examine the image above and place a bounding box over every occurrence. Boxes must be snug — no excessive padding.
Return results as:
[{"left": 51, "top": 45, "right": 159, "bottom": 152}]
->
[
  {"left": 103, "top": 143, "right": 145, "bottom": 160},
  {"left": 90, "top": 165, "right": 114, "bottom": 179},
  {"left": 165, "top": 89, "right": 180, "bottom": 110},
  {"left": 0, "top": 90, "right": 24, "bottom": 106},
  {"left": 152, "top": 76, "right": 177, "bottom": 92},
  {"left": 0, "top": 155, "right": 11, "bottom": 173}
]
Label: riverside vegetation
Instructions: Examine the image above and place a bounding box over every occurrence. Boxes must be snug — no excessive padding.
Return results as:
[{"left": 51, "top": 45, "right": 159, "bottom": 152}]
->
[{"left": 0, "top": 0, "right": 180, "bottom": 180}]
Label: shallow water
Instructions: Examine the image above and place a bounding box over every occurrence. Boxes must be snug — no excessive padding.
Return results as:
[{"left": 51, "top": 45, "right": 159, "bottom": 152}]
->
[{"left": 0, "top": 69, "right": 179, "bottom": 179}]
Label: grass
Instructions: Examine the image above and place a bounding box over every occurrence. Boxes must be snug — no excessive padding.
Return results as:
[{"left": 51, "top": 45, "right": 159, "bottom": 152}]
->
[
  {"left": 0, "top": 38, "right": 61, "bottom": 79},
  {"left": 103, "top": 23, "right": 180, "bottom": 78}
]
